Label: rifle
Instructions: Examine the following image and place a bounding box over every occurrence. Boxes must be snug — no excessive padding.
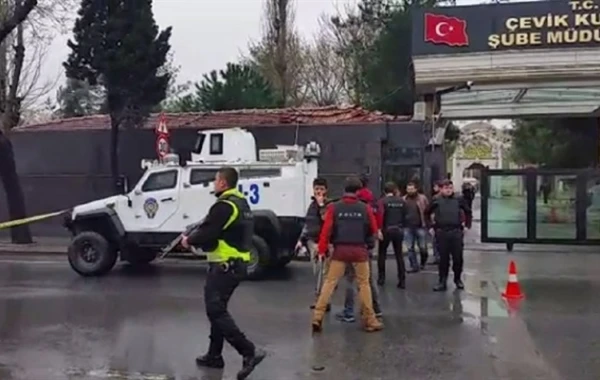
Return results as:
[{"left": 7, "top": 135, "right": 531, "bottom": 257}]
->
[
  {"left": 315, "top": 255, "right": 325, "bottom": 296},
  {"left": 158, "top": 220, "right": 203, "bottom": 260}
]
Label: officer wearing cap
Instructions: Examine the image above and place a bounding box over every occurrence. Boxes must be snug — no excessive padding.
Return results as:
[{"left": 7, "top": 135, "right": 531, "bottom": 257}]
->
[
  {"left": 424, "top": 180, "right": 472, "bottom": 292},
  {"left": 376, "top": 181, "right": 407, "bottom": 288},
  {"left": 182, "top": 166, "right": 266, "bottom": 380}
]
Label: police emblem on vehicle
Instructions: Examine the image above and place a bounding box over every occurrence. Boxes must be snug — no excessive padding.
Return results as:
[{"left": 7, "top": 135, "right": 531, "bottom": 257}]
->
[{"left": 143, "top": 198, "right": 159, "bottom": 218}]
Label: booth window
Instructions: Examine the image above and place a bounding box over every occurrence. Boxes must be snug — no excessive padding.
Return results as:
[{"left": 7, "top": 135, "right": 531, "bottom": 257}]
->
[{"left": 210, "top": 133, "right": 223, "bottom": 155}]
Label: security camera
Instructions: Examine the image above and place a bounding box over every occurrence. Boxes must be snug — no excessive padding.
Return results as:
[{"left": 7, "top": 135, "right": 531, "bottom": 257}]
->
[{"left": 465, "top": 81, "right": 474, "bottom": 90}]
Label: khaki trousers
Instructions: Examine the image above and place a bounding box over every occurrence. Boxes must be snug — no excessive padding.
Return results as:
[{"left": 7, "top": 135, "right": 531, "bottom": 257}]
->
[{"left": 312, "top": 259, "right": 377, "bottom": 325}]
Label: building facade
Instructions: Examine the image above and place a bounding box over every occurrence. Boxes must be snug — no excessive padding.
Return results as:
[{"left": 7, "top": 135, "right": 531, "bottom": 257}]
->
[{"left": 0, "top": 107, "right": 444, "bottom": 237}]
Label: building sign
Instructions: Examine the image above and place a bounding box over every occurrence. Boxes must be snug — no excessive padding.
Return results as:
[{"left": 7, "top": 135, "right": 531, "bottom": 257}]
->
[
  {"left": 413, "top": 0, "right": 600, "bottom": 56},
  {"left": 462, "top": 143, "right": 493, "bottom": 160}
]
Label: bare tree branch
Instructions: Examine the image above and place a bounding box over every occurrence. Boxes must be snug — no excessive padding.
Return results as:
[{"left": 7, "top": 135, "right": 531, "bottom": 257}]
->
[
  {"left": 1, "top": 20, "right": 23, "bottom": 133},
  {"left": 0, "top": 0, "right": 77, "bottom": 126},
  {"left": 0, "top": 0, "right": 36, "bottom": 44},
  {"left": 301, "top": 21, "right": 347, "bottom": 106},
  {"left": 248, "top": 0, "right": 306, "bottom": 106}
]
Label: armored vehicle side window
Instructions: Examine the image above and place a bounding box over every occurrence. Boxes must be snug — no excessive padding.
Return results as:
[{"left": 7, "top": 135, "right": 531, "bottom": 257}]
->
[
  {"left": 142, "top": 170, "right": 178, "bottom": 192},
  {"left": 239, "top": 168, "right": 281, "bottom": 178},
  {"left": 210, "top": 133, "right": 223, "bottom": 154},
  {"left": 192, "top": 134, "right": 206, "bottom": 154},
  {"left": 190, "top": 169, "right": 218, "bottom": 185}
]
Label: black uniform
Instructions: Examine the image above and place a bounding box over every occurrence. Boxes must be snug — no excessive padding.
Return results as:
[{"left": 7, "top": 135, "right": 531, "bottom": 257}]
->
[
  {"left": 377, "top": 195, "right": 407, "bottom": 288},
  {"left": 187, "top": 189, "right": 265, "bottom": 379},
  {"left": 424, "top": 194, "right": 472, "bottom": 291}
]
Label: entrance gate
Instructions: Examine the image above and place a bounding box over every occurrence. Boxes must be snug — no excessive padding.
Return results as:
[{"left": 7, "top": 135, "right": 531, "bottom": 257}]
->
[
  {"left": 411, "top": 0, "right": 600, "bottom": 247},
  {"left": 481, "top": 168, "right": 600, "bottom": 248}
]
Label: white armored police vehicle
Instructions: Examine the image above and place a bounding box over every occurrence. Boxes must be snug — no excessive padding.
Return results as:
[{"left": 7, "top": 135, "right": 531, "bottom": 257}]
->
[{"left": 64, "top": 128, "right": 320, "bottom": 280}]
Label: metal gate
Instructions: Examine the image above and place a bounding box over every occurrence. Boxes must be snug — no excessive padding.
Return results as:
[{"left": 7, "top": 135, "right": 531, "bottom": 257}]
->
[{"left": 481, "top": 168, "right": 600, "bottom": 246}]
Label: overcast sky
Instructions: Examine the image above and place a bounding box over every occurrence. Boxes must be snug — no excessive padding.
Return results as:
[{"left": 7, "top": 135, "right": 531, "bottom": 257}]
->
[
  {"left": 42, "top": 0, "right": 360, "bottom": 92},
  {"left": 40, "top": 0, "right": 490, "bottom": 103}
]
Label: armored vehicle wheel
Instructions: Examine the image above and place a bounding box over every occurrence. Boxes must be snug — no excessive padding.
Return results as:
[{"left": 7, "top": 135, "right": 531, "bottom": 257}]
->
[
  {"left": 273, "top": 256, "right": 293, "bottom": 268},
  {"left": 245, "top": 235, "right": 270, "bottom": 281},
  {"left": 123, "top": 248, "right": 157, "bottom": 266},
  {"left": 68, "top": 231, "right": 118, "bottom": 277}
]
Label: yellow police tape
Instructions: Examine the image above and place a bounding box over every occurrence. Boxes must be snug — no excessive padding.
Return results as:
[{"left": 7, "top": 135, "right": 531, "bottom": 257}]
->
[{"left": 0, "top": 210, "right": 68, "bottom": 230}]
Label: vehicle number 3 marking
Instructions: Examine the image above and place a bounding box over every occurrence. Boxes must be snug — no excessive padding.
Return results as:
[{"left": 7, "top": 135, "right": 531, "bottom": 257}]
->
[{"left": 238, "top": 183, "right": 260, "bottom": 204}]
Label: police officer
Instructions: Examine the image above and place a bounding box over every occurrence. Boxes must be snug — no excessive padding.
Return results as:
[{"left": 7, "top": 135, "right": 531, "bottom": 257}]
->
[
  {"left": 376, "top": 182, "right": 407, "bottom": 288},
  {"left": 311, "top": 176, "right": 383, "bottom": 333},
  {"left": 424, "top": 180, "right": 472, "bottom": 292},
  {"left": 182, "top": 166, "right": 266, "bottom": 380}
]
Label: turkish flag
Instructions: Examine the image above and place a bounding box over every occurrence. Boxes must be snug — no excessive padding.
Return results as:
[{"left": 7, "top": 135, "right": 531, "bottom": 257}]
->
[{"left": 424, "top": 13, "right": 469, "bottom": 47}]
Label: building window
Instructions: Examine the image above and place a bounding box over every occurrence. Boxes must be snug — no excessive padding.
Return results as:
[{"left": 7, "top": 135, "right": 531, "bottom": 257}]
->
[
  {"left": 142, "top": 170, "right": 178, "bottom": 192},
  {"left": 210, "top": 133, "right": 223, "bottom": 155},
  {"left": 239, "top": 168, "right": 281, "bottom": 178}
]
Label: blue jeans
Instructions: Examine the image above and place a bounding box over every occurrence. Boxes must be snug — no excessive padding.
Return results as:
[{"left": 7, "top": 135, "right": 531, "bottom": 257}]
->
[
  {"left": 405, "top": 227, "right": 428, "bottom": 269},
  {"left": 342, "top": 255, "right": 381, "bottom": 316}
]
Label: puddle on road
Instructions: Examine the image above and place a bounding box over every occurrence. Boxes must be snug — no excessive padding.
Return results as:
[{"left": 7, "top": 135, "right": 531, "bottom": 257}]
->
[
  {"left": 66, "top": 368, "right": 177, "bottom": 380},
  {"left": 451, "top": 280, "right": 510, "bottom": 336}
]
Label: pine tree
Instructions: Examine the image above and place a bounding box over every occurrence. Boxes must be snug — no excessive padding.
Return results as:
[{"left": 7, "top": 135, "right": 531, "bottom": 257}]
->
[
  {"left": 64, "top": 0, "right": 171, "bottom": 188},
  {"left": 55, "top": 78, "right": 104, "bottom": 118}
]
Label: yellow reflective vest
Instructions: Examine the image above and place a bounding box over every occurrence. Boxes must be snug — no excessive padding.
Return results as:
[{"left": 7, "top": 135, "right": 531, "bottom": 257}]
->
[{"left": 206, "top": 188, "right": 253, "bottom": 263}]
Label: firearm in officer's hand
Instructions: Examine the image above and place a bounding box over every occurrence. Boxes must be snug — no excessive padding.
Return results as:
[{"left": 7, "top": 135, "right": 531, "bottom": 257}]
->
[{"left": 159, "top": 220, "right": 203, "bottom": 259}]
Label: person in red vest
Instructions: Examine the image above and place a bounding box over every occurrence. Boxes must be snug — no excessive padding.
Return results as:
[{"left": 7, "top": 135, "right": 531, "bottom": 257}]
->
[{"left": 311, "top": 176, "right": 383, "bottom": 333}]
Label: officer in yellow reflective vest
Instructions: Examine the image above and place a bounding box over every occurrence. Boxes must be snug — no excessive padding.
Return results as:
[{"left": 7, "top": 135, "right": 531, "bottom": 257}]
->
[{"left": 181, "top": 166, "right": 266, "bottom": 380}]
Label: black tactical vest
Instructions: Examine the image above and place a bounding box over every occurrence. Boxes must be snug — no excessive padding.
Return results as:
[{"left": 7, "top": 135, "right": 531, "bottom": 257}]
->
[
  {"left": 304, "top": 199, "right": 324, "bottom": 240},
  {"left": 219, "top": 193, "right": 254, "bottom": 253},
  {"left": 331, "top": 201, "right": 369, "bottom": 245},
  {"left": 433, "top": 196, "right": 462, "bottom": 229},
  {"left": 381, "top": 195, "right": 405, "bottom": 229}
]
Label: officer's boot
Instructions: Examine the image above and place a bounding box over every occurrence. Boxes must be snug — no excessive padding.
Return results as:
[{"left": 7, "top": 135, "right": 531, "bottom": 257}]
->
[
  {"left": 195, "top": 354, "right": 225, "bottom": 369},
  {"left": 454, "top": 273, "right": 464, "bottom": 290},
  {"left": 433, "top": 277, "right": 448, "bottom": 292},
  {"left": 420, "top": 253, "right": 428, "bottom": 270},
  {"left": 237, "top": 348, "right": 266, "bottom": 380},
  {"left": 377, "top": 274, "right": 385, "bottom": 286},
  {"left": 397, "top": 277, "right": 405, "bottom": 289}
]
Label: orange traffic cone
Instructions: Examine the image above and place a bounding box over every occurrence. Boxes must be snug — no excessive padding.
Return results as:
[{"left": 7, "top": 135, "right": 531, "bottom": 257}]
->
[{"left": 502, "top": 260, "right": 524, "bottom": 300}]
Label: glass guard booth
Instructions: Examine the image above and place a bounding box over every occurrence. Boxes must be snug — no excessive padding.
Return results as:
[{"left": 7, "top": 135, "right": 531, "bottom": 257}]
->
[{"left": 481, "top": 168, "right": 600, "bottom": 250}]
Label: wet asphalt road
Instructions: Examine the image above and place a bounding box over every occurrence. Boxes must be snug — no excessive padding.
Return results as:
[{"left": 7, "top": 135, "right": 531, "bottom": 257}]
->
[{"left": 0, "top": 249, "right": 598, "bottom": 380}]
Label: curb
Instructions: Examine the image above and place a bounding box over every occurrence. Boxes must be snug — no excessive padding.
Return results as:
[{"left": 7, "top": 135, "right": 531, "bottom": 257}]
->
[{"left": 0, "top": 245, "right": 65, "bottom": 254}]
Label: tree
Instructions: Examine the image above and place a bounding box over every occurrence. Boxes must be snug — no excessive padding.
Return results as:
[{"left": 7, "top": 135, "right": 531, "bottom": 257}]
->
[
  {"left": 510, "top": 119, "right": 598, "bottom": 168},
  {"left": 0, "top": 0, "right": 60, "bottom": 244},
  {"left": 64, "top": 0, "right": 172, "bottom": 189},
  {"left": 159, "top": 51, "right": 192, "bottom": 112},
  {"left": 166, "top": 63, "right": 278, "bottom": 112},
  {"left": 327, "top": 0, "right": 454, "bottom": 115},
  {"left": 55, "top": 78, "right": 105, "bottom": 118},
  {"left": 300, "top": 23, "right": 346, "bottom": 106},
  {"left": 248, "top": 0, "right": 304, "bottom": 106},
  {"left": 0, "top": 0, "right": 36, "bottom": 43}
]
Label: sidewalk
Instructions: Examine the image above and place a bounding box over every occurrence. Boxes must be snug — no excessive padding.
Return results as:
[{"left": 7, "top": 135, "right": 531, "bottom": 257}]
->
[{"left": 0, "top": 236, "right": 68, "bottom": 254}]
